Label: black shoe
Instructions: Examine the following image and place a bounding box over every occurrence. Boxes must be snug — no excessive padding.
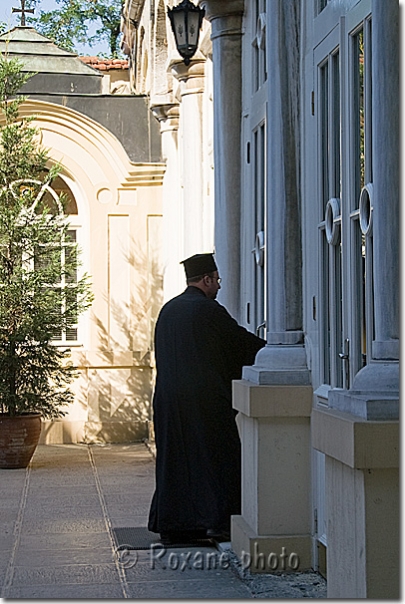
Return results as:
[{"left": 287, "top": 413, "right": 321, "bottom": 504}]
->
[
  {"left": 160, "top": 530, "right": 207, "bottom": 545},
  {"left": 206, "top": 528, "right": 231, "bottom": 541}
]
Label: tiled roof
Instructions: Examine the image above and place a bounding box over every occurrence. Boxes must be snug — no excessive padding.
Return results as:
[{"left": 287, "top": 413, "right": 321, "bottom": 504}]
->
[{"left": 79, "top": 57, "right": 129, "bottom": 71}]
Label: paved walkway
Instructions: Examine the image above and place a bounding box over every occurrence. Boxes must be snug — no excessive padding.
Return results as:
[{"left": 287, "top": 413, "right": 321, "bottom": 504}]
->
[{"left": 0, "top": 444, "right": 326, "bottom": 599}]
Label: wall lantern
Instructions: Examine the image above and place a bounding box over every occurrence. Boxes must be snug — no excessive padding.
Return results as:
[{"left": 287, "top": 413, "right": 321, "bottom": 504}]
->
[{"left": 167, "top": 0, "right": 205, "bottom": 66}]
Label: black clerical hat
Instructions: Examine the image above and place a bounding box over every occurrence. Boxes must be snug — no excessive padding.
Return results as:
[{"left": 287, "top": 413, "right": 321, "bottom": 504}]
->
[{"left": 181, "top": 253, "right": 218, "bottom": 279}]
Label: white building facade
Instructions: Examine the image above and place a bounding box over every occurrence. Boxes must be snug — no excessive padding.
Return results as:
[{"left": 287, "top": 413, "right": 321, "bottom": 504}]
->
[{"left": 121, "top": 0, "right": 399, "bottom": 597}]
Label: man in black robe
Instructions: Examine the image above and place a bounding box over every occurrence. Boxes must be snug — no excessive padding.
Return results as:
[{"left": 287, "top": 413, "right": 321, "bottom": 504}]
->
[{"left": 148, "top": 253, "right": 265, "bottom": 544}]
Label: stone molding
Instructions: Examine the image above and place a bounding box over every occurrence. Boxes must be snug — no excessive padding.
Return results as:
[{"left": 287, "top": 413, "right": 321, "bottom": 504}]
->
[
  {"left": 233, "top": 380, "right": 313, "bottom": 417},
  {"left": 150, "top": 103, "right": 180, "bottom": 133},
  {"left": 170, "top": 60, "right": 206, "bottom": 97},
  {"left": 244, "top": 345, "right": 311, "bottom": 385},
  {"left": 312, "top": 407, "right": 399, "bottom": 469},
  {"left": 199, "top": 0, "right": 244, "bottom": 38},
  {"left": 232, "top": 515, "right": 313, "bottom": 573}
]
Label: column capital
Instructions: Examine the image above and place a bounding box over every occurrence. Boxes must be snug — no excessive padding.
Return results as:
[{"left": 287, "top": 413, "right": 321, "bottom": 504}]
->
[
  {"left": 150, "top": 102, "right": 180, "bottom": 132},
  {"left": 198, "top": 0, "right": 244, "bottom": 20},
  {"left": 170, "top": 59, "right": 206, "bottom": 96},
  {"left": 198, "top": 0, "right": 244, "bottom": 39},
  {"left": 170, "top": 58, "right": 205, "bottom": 81}
]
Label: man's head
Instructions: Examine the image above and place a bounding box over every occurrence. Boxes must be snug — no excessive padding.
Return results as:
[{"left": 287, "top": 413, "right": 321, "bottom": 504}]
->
[{"left": 181, "top": 253, "right": 221, "bottom": 300}]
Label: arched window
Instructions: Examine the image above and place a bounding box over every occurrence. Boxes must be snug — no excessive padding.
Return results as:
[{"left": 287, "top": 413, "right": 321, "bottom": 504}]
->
[{"left": 35, "top": 171, "right": 83, "bottom": 345}]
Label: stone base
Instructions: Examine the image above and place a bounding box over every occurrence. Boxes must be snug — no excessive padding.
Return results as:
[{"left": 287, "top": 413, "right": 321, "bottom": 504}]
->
[
  {"left": 39, "top": 419, "right": 148, "bottom": 444},
  {"left": 84, "top": 420, "right": 148, "bottom": 443},
  {"left": 39, "top": 420, "right": 85, "bottom": 444},
  {"left": 312, "top": 407, "right": 399, "bottom": 598},
  {"left": 232, "top": 515, "right": 312, "bottom": 573},
  {"left": 232, "top": 380, "right": 313, "bottom": 573}
]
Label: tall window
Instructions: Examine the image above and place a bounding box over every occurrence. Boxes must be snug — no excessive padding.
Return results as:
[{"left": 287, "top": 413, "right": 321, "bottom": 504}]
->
[
  {"left": 37, "top": 173, "right": 81, "bottom": 345},
  {"left": 253, "top": 123, "right": 266, "bottom": 337},
  {"left": 318, "top": 47, "right": 343, "bottom": 388},
  {"left": 349, "top": 19, "right": 374, "bottom": 376},
  {"left": 241, "top": 0, "right": 268, "bottom": 335},
  {"left": 252, "top": 0, "right": 267, "bottom": 92}
]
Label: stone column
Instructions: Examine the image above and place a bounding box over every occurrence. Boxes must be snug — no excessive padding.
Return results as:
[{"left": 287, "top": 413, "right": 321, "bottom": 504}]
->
[
  {"left": 221, "top": 0, "right": 312, "bottom": 570},
  {"left": 171, "top": 59, "right": 213, "bottom": 260},
  {"left": 371, "top": 0, "right": 399, "bottom": 362},
  {"left": 244, "top": 0, "right": 307, "bottom": 383},
  {"left": 151, "top": 102, "right": 184, "bottom": 302},
  {"left": 199, "top": 0, "right": 244, "bottom": 320}
]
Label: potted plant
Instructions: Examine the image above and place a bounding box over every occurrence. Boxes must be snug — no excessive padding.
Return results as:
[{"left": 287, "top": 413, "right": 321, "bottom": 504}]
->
[{"left": 0, "top": 56, "right": 93, "bottom": 469}]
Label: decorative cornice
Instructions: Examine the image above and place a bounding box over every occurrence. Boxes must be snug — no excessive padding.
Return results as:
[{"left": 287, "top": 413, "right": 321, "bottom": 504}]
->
[
  {"left": 198, "top": 0, "right": 244, "bottom": 21},
  {"left": 198, "top": 0, "right": 243, "bottom": 40},
  {"left": 150, "top": 103, "right": 180, "bottom": 133},
  {"left": 169, "top": 59, "right": 206, "bottom": 97},
  {"left": 171, "top": 60, "right": 205, "bottom": 82},
  {"left": 150, "top": 103, "right": 180, "bottom": 123},
  {"left": 121, "top": 164, "right": 166, "bottom": 187}
]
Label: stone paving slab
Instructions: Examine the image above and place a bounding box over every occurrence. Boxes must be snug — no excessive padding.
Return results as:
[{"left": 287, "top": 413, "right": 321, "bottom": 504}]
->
[
  {"left": 126, "top": 578, "right": 251, "bottom": 599},
  {"left": 18, "top": 531, "right": 112, "bottom": 551},
  {"left": 13, "top": 547, "right": 114, "bottom": 567},
  {"left": 25, "top": 487, "right": 101, "bottom": 501},
  {"left": 22, "top": 505, "right": 104, "bottom": 520},
  {"left": 11, "top": 563, "right": 121, "bottom": 587},
  {"left": 109, "top": 515, "right": 149, "bottom": 527},
  {"left": 6, "top": 582, "right": 126, "bottom": 598},
  {"left": 0, "top": 443, "right": 327, "bottom": 599},
  {"left": 19, "top": 518, "right": 107, "bottom": 534},
  {"left": 0, "top": 536, "right": 15, "bottom": 552}
]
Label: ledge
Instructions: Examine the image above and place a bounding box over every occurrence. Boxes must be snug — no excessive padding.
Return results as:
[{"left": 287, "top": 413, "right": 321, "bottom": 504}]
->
[
  {"left": 71, "top": 350, "right": 153, "bottom": 368},
  {"left": 312, "top": 407, "right": 399, "bottom": 469},
  {"left": 233, "top": 380, "right": 313, "bottom": 418}
]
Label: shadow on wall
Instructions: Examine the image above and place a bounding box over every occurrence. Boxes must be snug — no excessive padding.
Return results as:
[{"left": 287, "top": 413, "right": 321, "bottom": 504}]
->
[
  {"left": 41, "top": 236, "right": 164, "bottom": 445},
  {"left": 86, "top": 237, "right": 163, "bottom": 444}
]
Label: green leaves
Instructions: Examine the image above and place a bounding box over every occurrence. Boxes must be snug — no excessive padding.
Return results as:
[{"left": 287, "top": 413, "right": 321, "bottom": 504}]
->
[
  {"left": 30, "top": 0, "right": 124, "bottom": 57},
  {"left": 0, "top": 56, "right": 93, "bottom": 418},
  {"left": 0, "top": 58, "right": 33, "bottom": 104}
]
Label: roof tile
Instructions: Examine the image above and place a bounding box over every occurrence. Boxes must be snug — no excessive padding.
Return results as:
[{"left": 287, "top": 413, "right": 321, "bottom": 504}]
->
[{"left": 79, "top": 56, "right": 129, "bottom": 70}]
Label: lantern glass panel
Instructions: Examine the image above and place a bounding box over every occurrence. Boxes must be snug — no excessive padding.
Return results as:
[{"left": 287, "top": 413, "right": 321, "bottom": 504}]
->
[
  {"left": 172, "top": 11, "right": 187, "bottom": 48},
  {"left": 187, "top": 11, "right": 200, "bottom": 47}
]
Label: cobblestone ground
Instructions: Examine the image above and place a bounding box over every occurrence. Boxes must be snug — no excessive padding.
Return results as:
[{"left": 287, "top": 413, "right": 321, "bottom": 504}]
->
[{"left": 225, "top": 548, "right": 327, "bottom": 598}]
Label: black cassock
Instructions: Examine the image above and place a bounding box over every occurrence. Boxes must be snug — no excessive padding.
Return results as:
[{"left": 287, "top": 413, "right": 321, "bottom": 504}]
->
[{"left": 148, "top": 286, "right": 265, "bottom": 534}]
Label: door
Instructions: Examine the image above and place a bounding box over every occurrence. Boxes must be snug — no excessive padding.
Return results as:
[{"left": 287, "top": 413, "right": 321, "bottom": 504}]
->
[
  {"left": 312, "top": 0, "right": 373, "bottom": 574},
  {"left": 241, "top": 0, "right": 267, "bottom": 337}
]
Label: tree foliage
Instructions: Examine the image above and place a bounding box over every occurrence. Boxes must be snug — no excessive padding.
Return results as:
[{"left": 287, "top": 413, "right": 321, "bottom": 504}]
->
[
  {"left": 0, "top": 56, "right": 93, "bottom": 418},
  {"left": 29, "top": 0, "right": 124, "bottom": 57}
]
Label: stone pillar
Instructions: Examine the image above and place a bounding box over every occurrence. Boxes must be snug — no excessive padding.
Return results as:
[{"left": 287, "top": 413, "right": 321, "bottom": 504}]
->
[
  {"left": 199, "top": 0, "right": 244, "bottom": 320},
  {"left": 171, "top": 59, "right": 213, "bottom": 261},
  {"left": 313, "top": 2, "right": 399, "bottom": 596},
  {"left": 312, "top": 409, "right": 399, "bottom": 598},
  {"left": 229, "top": 0, "right": 312, "bottom": 571},
  {"left": 151, "top": 103, "right": 184, "bottom": 302},
  {"left": 244, "top": 0, "right": 306, "bottom": 383},
  {"left": 371, "top": 0, "right": 399, "bottom": 362},
  {"left": 232, "top": 381, "right": 313, "bottom": 572}
]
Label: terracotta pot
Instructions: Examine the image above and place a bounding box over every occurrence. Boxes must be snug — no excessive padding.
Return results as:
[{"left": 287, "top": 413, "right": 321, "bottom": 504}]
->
[{"left": 0, "top": 413, "right": 42, "bottom": 469}]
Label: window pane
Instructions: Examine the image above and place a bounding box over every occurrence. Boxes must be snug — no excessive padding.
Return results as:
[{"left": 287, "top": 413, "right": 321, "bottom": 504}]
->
[
  {"left": 320, "top": 62, "right": 329, "bottom": 211},
  {"left": 332, "top": 51, "right": 341, "bottom": 198},
  {"left": 322, "top": 236, "right": 330, "bottom": 384},
  {"left": 353, "top": 29, "right": 365, "bottom": 203}
]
